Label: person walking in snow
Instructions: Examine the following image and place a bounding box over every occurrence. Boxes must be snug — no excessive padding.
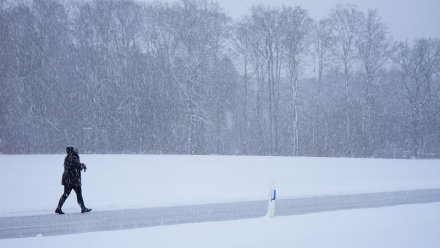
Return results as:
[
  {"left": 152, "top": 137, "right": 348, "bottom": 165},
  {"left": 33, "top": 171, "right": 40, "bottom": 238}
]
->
[{"left": 55, "top": 146, "right": 92, "bottom": 214}]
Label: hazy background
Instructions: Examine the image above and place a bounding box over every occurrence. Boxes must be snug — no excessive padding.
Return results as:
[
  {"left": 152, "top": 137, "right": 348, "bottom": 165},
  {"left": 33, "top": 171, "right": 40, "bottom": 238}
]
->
[
  {"left": 140, "top": 0, "right": 440, "bottom": 41},
  {"left": 1, "top": 0, "right": 439, "bottom": 158}
]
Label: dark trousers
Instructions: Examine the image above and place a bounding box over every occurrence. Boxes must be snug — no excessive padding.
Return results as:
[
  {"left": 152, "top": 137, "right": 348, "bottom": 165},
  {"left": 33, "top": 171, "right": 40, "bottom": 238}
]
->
[{"left": 57, "top": 185, "right": 85, "bottom": 209}]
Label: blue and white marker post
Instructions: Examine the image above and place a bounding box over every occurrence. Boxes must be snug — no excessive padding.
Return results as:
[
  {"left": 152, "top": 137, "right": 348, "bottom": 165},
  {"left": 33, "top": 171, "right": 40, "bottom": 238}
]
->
[{"left": 267, "top": 181, "right": 276, "bottom": 218}]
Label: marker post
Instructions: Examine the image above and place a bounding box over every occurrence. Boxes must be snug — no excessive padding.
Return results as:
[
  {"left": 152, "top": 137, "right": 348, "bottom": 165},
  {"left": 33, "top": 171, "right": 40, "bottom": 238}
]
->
[{"left": 267, "top": 182, "right": 276, "bottom": 218}]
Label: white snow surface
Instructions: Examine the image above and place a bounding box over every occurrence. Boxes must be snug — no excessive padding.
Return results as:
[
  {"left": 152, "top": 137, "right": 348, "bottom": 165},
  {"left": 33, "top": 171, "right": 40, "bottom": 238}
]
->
[
  {"left": 1, "top": 155, "right": 440, "bottom": 247},
  {"left": 1, "top": 155, "right": 440, "bottom": 217},
  {"left": 1, "top": 203, "right": 440, "bottom": 247}
]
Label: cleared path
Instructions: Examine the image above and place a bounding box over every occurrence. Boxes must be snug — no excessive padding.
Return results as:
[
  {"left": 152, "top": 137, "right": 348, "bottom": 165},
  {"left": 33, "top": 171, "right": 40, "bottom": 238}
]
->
[{"left": 1, "top": 188, "right": 440, "bottom": 239}]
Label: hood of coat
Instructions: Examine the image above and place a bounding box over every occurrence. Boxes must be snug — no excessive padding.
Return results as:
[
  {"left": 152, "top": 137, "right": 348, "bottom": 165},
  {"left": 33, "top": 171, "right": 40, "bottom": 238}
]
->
[{"left": 66, "top": 146, "right": 78, "bottom": 155}]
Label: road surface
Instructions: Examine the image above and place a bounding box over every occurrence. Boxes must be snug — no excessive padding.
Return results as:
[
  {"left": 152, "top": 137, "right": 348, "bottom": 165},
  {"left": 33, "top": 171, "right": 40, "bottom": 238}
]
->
[{"left": 1, "top": 188, "right": 440, "bottom": 239}]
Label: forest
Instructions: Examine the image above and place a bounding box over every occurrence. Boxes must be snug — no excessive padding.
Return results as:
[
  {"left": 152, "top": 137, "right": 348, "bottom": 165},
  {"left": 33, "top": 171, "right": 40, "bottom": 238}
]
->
[{"left": 1, "top": 0, "right": 439, "bottom": 158}]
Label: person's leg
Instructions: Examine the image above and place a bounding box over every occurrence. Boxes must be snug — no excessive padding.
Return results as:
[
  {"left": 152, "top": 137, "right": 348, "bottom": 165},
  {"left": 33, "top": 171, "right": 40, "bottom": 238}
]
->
[
  {"left": 56, "top": 185, "right": 72, "bottom": 214},
  {"left": 73, "top": 186, "right": 91, "bottom": 213},
  {"left": 72, "top": 186, "right": 85, "bottom": 209}
]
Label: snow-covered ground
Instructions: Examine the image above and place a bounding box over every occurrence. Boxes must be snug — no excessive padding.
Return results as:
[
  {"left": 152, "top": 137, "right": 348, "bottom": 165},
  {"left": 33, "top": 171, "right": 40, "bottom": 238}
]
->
[
  {"left": 1, "top": 155, "right": 440, "bottom": 216},
  {"left": 1, "top": 155, "right": 440, "bottom": 247},
  {"left": 1, "top": 203, "right": 440, "bottom": 248}
]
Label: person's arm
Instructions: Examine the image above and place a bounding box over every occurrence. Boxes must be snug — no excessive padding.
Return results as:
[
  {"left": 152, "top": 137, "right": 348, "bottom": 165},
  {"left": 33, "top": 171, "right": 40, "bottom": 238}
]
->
[{"left": 75, "top": 155, "right": 87, "bottom": 172}]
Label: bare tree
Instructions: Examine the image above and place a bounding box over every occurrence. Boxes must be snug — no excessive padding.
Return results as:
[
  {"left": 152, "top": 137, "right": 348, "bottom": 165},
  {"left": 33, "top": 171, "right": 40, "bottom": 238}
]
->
[
  {"left": 356, "top": 9, "right": 392, "bottom": 157},
  {"left": 0, "top": 3, "right": 42, "bottom": 152},
  {"left": 233, "top": 18, "right": 254, "bottom": 153},
  {"left": 312, "top": 18, "right": 333, "bottom": 156},
  {"left": 247, "top": 6, "right": 284, "bottom": 154},
  {"left": 281, "top": 6, "right": 313, "bottom": 156},
  {"left": 328, "top": 4, "right": 363, "bottom": 156},
  {"left": 393, "top": 39, "right": 440, "bottom": 158},
  {"left": 163, "top": 0, "right": 230, "bottom": 154},
  {"left": 234, "top": 14, "right": 271, "bottom": 154}
]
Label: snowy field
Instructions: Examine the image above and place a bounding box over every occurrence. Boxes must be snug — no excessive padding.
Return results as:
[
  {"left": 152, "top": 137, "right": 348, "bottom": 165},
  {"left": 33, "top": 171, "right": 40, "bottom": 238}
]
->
[
  {"left": 1, "top": 155, "right": 440, "bottom": 217},
  {"left": 1, "top": 155, "right": 440, "bottom": 247},
  {"left": 1, "top": 202, "right": 440, "bottom": 248}
]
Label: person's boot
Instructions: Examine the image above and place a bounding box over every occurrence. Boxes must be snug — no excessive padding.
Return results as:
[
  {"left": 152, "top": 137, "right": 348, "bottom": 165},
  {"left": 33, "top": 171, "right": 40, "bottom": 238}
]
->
[
  {"left": 81, "top": 207, "right": 92, "bottom": 213},
  {"left": 55, "top": 208, "right": 65, "bottom": 214},
  {"left": 57, "top": 192, "right": 68, "bottom": 215}
]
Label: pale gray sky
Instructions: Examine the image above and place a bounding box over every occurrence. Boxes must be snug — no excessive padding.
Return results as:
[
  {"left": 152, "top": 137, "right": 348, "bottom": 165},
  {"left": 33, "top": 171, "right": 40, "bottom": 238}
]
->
[
  {"left": 222, "top": 0, "right": 440, "bottom": 41},
  {"left": 142, "top": 0, "right": 440, "bottom": 41}
]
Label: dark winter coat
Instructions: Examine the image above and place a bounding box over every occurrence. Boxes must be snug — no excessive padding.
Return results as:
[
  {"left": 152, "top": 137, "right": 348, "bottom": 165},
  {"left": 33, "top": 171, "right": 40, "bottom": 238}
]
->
[{"left": 61, "top": 147, "right": 86, "bottom": 187}]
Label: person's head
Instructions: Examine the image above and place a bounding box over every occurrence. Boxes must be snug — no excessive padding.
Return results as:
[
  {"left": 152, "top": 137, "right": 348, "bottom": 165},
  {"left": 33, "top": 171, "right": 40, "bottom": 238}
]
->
[{"left": 66, "top": 146, "right": 79, "bottom": 155}]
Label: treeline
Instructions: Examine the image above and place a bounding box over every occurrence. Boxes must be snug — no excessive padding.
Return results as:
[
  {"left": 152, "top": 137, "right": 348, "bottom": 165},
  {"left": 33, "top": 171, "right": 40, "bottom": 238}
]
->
[{"left": 0, "top": 0, "right": 439, "bottom": 158}]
